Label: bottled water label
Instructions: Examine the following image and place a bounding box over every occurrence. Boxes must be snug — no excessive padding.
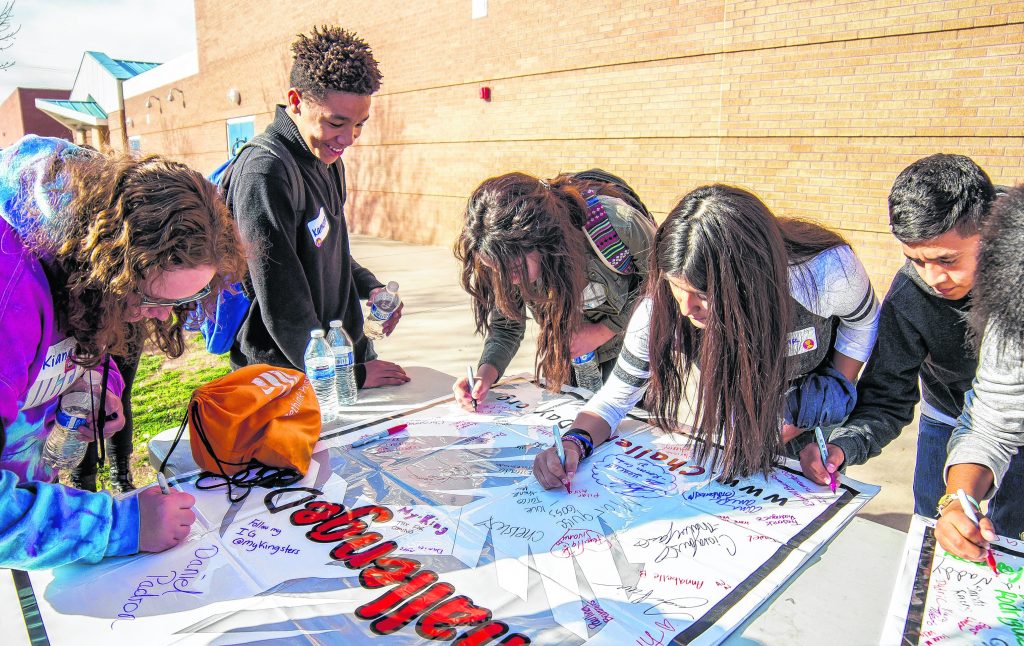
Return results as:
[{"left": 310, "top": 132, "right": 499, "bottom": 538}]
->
[
  {"left": 55, "top": 408, "right": 88, "bottom": 430},
  {"left": 369, "top": 304, "right": 390, "bottom": 321},
  {"left": 335, "top": 350, "right": 354, "bottom": 367},
  {"left": 307, "top": 361, "right": 334, "bottom": 381},
  {"left": 572, "top": 351, "right": 597, "bottom": 365}
]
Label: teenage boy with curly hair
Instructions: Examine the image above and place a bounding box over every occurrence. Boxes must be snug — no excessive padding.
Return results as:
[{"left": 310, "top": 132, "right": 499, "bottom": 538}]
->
[
  {"left": 226, "top": 26, "right": 409, "bottom": 388},
  {"left": 800, "top": 154, "right": 1024, "bottom": 539}
]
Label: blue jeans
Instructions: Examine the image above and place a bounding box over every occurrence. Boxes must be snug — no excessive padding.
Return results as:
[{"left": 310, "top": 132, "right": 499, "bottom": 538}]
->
[{"left": 915, "top": 415, "right": 1024, "bottom": 539}]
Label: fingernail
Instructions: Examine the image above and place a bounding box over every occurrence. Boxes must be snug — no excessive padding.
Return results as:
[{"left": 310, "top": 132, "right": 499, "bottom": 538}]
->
[
  {"left": 826, "top": 464, "right": 836, "bottom": 473},
  {"left": 561, "top": 478, "right": 568, "bottom": 485},
  {"left": 983, "top": 529, "right": 997, "bottom": 541},
  {"left": 567, "top": 471, "right": 575, "bottom": 479}
]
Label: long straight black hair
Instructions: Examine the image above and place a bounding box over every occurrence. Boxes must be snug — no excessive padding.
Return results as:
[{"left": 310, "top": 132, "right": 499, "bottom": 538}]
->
[{"left": 645, "top": 185, "right": 845, "bottom": 479}]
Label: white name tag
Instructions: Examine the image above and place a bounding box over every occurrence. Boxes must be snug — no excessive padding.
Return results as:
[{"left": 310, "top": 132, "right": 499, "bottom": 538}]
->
[
  {"left": 306, "top": 206, "right": 330, "bottom": 248},
  {"left": 786, "top": 327, "right": 818, "bottom": 356},
  {"left": 23, "top": 336, "right": 82, "bottom": 410}
]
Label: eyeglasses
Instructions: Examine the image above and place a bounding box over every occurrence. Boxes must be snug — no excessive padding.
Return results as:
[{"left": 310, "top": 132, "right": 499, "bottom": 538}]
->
[{"left": 139, "top": 284, "right": 212, "bottom": 308}]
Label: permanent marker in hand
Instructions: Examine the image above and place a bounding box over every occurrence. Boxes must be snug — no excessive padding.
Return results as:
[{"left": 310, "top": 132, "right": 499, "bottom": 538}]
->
[
  {"left": 956, "top": 488, "right": 999, "bottom": 575},
  {"left": 466, "top": 365, "right": 478, "bottom": 411},
  {"left": 352, "top": 423, "right": 409, "bottom": 448},
  {"left": 814, "top": 426, "right": 837, "bottom": 493},
  {"left": 156, "top": 472, "right": 170, "bottom": 495},
  {"left": 552, "top": 425, "right": 570, "bottom": 494}
]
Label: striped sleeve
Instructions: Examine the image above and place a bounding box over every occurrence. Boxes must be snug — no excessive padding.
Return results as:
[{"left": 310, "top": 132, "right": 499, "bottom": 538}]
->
[
  {"left": 793, "top": 245, "right": 880, "bottom": 363},
  {"left": 582, "top": 297, "right": 653, "bottom": 429}
]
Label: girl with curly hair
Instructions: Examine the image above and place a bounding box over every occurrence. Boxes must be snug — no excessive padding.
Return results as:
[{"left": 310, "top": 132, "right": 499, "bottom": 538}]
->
[
  {"left": 0, "top": 135, "right": 249, "bottom": 570},
  {"left": 534, "top": 185, "right": 880, "bottom": 489},
  {"left": 453, "top": 171, "right": 656, "bottom": 407}
]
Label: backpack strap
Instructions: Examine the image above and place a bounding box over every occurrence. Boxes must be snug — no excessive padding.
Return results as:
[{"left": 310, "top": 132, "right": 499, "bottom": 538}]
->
[
  {"left": 582, "top": 191, "right": 635, "bottom": 276},
  {"left": 244, "top": 134, "right": 306, "bottom": 214}
]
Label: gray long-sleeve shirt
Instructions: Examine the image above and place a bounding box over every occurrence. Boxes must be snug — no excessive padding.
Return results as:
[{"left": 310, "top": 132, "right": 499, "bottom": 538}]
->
[{"left": 946, "top": 327, "right": 1024, "bottom": 498}]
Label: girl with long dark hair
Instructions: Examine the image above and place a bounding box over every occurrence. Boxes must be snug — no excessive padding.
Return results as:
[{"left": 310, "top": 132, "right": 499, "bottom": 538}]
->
[
  {"left": 454, "top": 171, "right": 656, "bottom": 406},
  {"left": 534, "top": 184, "right": 880, "bottom": 487}
]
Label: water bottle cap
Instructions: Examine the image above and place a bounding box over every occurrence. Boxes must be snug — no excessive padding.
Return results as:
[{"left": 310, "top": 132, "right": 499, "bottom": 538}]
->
[
  {"left": 386, "top": 281, "right": 399, "bottom": 292},
  {"left": 310, "top": 329, "right": 325, "bottom": 337},
  {"left": 329, "top": 320, "right": 343, "bottom": 328}
]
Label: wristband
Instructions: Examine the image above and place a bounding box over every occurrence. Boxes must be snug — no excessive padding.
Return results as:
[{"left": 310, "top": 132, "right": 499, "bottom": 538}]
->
[
  {"left": 562, "top": 435, "right": 586, "bottom": 462},
  {"left": 936, "top": 492, "right": 980, "bottom": 516},
  {"left": 563, "top": 431, "right": 594, "bottom": 460}
]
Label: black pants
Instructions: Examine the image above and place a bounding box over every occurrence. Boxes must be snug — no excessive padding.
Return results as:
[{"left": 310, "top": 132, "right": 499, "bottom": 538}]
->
[{"left": 72, "top": 346, "right": 141, "bottom": 491}]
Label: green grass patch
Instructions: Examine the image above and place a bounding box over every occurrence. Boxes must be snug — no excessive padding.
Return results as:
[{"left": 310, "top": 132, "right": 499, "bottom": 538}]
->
[{"left": 126, "top": 337, "right": 231, "bottom": 486}]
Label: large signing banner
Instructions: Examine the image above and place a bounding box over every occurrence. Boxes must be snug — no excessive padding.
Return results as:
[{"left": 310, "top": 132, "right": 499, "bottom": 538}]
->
[
  {"left": 18, "top": 380, "right": 878, "bottom": 645},
  {"left": 883, "top": 515, "right": 1024, "bottom": 646}
]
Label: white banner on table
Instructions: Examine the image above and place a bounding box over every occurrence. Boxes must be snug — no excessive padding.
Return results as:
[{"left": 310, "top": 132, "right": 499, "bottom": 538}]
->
[
  {"left": 15, "top": 379, "right": 878, "bottom": 645},
  {"left": 882, "top": 514, "right": 1024, "bottom": 645}
]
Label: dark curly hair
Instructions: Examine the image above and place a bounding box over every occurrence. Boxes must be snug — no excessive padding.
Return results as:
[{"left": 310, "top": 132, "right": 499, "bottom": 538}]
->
[
  {"left": 290, "top": 26, "right": 382, "bottom": 98},
  {"left": 971, "top": 184, "right": 1024, "bottom": 353},
  {"left": 33, "top": 152, "right": 249, "bottom": 367}
]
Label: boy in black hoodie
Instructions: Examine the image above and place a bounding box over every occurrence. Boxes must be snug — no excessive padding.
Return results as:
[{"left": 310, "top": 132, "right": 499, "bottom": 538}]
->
[
  {"left": 800, "top": 154, "right": 1024, "bottom": 538},
  {"left": 226, "top": 26, "right": 408, "bottom": 389}
]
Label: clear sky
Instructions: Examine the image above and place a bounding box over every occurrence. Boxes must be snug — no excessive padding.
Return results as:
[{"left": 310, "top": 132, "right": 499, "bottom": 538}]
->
[{"left": 0, "top": 0, "right": 196, "bottom": 102}]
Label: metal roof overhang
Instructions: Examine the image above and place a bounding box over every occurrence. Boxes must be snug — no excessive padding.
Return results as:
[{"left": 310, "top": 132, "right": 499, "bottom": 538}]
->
[{"left": 35, "top": 99, "right": 108, "bottom": 129}]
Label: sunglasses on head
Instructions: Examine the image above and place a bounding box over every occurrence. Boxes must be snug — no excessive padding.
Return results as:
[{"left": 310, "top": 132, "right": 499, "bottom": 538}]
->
[{"left": 139, "top": 284, "right": 212, "bottom": 308}]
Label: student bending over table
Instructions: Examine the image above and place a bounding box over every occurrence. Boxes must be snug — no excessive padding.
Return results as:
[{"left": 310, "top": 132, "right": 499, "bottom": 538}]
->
[
  {"left": 534, "top": 184, "right": 880, "bottom": 489},
  {"left": 937, "top": 184, "right": 1024, "bottom": 559},
  {"left": 453, "top": 171, "right": 656, "bottom": 407},
  {"left": 799, "top": 155, "right": 1024, "bottom": 538},
  {"left": 0, "top": 136, "right": 248, "bottom": 570}
]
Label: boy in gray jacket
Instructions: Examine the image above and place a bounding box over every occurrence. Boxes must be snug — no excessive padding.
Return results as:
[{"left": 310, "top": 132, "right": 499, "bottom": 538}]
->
[{"left": 800, "top": 155, "right": 1024, "bottom": 539}]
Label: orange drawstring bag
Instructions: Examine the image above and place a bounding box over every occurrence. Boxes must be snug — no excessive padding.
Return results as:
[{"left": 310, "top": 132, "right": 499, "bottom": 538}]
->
[{"left": 158, "top": 364, "right": 322, "bottom": 502}]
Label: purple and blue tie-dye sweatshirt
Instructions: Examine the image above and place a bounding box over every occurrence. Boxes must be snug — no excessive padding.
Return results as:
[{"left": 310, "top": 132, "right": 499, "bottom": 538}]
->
[{"left": 0, "top": 135, "right": 139, "bottom": 569}]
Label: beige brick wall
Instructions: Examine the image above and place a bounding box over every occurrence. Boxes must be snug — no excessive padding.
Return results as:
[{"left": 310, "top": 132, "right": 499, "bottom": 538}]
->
[{"left": 124, "top": 0, "right": 1024, "bottom": 294}]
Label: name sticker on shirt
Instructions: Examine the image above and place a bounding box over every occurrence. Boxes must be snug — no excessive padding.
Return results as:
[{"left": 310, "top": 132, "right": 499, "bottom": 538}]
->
[
  {"left": 786, "top": 327, "right": 818, "bottom": 356},
  {"left": 22, "top": 336, "right": 82, "bottom": 410},
  {"left": 307, "top": 206, "right": 330, "bottom": 248}
]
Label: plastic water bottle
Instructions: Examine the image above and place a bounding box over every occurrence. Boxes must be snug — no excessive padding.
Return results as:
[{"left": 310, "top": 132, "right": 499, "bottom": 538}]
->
[
  {"left": 326, "top": 320, "right": 358, "bottom": 406},
  {"left": 304, "top": 329, "right": 338, "bottom": 423},
  {"left": 572, "top": 351, "right": 603, "bottom": 393},
  {"left": 41, "top": 391, "right": 93, "bottom": 471},
  {"left": 365, "top": 281, "right": 401, "bottom": 340}
]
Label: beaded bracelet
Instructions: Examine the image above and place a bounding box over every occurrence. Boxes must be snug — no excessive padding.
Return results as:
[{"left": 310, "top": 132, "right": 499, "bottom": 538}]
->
[
  {"left": 563, "top": 430, "right": 594, "bottom": 460},
  {"left": 562, "top": 434, "right": 587, "bottom": 461}
]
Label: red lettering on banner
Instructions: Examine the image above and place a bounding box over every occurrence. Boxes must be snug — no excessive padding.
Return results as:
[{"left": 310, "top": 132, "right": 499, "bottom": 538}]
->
[
  {"left": 291, "top": 501, "right": 344, "bottom": 525},
  {"left": 356, "top": 571, "right": 439, "bottom": 620},
  {"left": 360, "top": 557, "right": 420, "bottom": 589},
  {"left": 284, "top": 496, "right": 530, "bottom": 642},
  {"left": 326, "top": 532, "right": 395, "bottom": 567},
  {"left": 371, "top": 582, "right": 455, "bottom": 634},
  {"left": 417, "top": 595, "right": 492, "bottom": 640},
  {"left": 455, "top": 621, "right": 509, "bottom": 645}
]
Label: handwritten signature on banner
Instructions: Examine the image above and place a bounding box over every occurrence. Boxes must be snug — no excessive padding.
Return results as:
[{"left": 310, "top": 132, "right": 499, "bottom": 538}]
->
[
  {"left": 112, "top": 545, "right": 220, "bottom": 627},
  {"left": 634, "top": 521, "right": 738, "bottom": 563}
]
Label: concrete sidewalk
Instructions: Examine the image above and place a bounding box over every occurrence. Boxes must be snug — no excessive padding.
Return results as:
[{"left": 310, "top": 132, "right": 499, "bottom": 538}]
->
[{"left": 351, "top": 233, "right": 918, "bottom": 533}]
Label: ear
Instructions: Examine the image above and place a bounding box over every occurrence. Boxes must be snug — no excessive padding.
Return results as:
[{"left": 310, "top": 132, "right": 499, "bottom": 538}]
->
[{"left": 286, "top": 88, "right": 302, "bottom": 114}]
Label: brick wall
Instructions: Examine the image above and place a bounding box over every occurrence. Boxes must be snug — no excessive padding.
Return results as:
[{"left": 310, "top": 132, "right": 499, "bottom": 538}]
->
[
  {"left": 0, "top": 88, "right": 72, "bottom": 147},
  {"left": 127, "top": 0, "right": 1024, "bottom": 293}
]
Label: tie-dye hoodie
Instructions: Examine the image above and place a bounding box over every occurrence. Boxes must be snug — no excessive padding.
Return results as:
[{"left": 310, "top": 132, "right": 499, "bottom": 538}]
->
[{"left": 0, "top": 135, "right": 138, "bottom": 569}]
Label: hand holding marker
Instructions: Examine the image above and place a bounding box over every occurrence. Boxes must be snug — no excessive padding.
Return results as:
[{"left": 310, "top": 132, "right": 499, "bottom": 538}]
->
[
  {"left": 814, "top": 426, "right": 837, "bottom": 493},
  {"left": 466, "top": 365, "right": 478, "bottom": 411},
  {"left": 552, "top": 425, "right": 571, "bottom": 494},
  {"left": 956, "top": 488, "right": 999, "bottom": 575}
]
